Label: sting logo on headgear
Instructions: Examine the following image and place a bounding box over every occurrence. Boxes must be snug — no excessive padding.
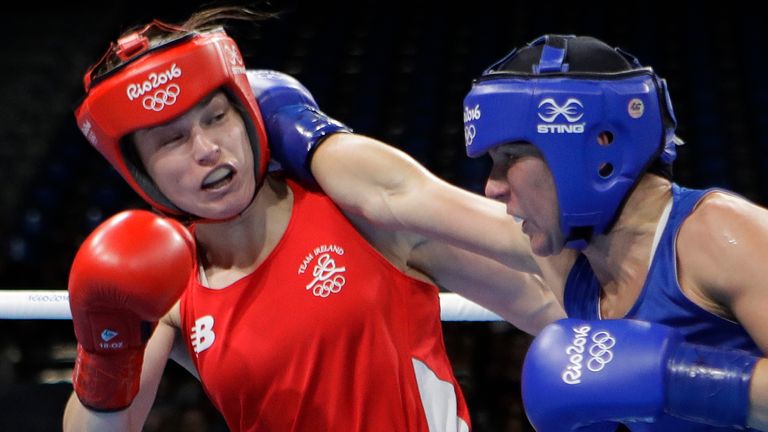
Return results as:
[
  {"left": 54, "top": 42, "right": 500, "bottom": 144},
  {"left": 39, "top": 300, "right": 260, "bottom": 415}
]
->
[
  {"left": 537, "top": 98, "right": 585, "bottom": 134},
  {"left": 463, "top": 34, "right": 679, "bottom": 249}
]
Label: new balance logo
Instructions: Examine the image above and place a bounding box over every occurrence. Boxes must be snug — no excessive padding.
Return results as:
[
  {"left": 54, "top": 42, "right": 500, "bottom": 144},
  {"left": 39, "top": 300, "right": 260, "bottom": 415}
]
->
[{"left": 191, "top": 315, "right": 216, "bottom": 354}]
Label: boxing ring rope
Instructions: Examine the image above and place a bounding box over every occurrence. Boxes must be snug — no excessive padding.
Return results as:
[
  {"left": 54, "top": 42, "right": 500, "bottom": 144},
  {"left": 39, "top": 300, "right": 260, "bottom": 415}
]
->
[{"left": 0, "top": 290, "right": 503, "bottom": 321}]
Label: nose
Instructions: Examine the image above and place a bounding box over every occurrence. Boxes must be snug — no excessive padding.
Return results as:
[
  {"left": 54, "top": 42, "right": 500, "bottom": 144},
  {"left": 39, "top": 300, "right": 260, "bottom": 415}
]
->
[
  {"left": 191, "top": 128, "right": 221, "bottom": 166},
  {"left": 484, "top": 176, "right": 509, "bottom": 203}
]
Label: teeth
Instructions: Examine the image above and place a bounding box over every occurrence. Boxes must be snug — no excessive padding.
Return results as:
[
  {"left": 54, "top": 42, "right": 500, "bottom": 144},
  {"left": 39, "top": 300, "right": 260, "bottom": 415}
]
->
[
  {"left": 512, "top": 216, "right": 524, "bottom": 223},
  {"left": 202, "top": 166, "right": 233, "bottom": 188}
]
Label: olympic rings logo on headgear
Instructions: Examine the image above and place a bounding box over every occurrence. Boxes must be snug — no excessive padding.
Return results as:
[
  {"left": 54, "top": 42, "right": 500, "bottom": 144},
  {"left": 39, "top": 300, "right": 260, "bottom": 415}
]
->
[
  {"left": 464, "top": 34, "right": 678, "bottom": 249},
  {"left": 586, "top": 330, "right": 615, "bottom": 371},
  {"left": 463, "top": 104, "right": 481, "bottom": 147},
  {"left": 464, "top": 125, "right": 476, "bottom": 146},
  {"left": 142, "top": 84, "right": 181, "bottom": 111},
  {"left": 126, "top": 64, "right": 183, "bottom": 101}
]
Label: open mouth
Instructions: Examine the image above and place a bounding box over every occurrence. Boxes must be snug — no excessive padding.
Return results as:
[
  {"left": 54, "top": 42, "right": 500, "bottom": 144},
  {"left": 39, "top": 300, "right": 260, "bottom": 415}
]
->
[{"left": 201, "top": 165, "right": 236, "bottom": 190}]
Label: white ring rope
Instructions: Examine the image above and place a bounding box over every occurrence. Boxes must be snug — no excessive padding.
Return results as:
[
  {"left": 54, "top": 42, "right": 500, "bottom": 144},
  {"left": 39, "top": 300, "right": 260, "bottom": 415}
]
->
[{"left": 0, "top": 290, "right": 503, "bottom": 322}]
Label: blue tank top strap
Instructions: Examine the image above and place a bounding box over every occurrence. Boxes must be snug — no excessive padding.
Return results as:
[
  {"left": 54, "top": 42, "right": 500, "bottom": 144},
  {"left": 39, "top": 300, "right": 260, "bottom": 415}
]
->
[
  {"left": 563, "top": 254, "right": 600, "bottom": 318},
  {"left": 562, "top": 183, "right": 761, "bottom": 430},
  {"left": 563, "top": 183, "right": 758, "bottom": 354}
]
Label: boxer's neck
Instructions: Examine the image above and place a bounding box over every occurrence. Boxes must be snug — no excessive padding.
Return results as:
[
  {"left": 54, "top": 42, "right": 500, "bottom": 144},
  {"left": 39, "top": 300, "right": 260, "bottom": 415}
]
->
[
  {"left": 583, "top": 174, "right": 673, "bottom": 298},
  {"left": 194, "top": 174, "right": 293, "bottom": 280}
]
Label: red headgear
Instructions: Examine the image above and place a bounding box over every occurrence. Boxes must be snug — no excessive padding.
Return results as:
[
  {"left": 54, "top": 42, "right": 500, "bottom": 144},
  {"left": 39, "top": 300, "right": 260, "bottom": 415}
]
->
[{"left": 75, "top": 23, "right": 269, "bottom": 217}]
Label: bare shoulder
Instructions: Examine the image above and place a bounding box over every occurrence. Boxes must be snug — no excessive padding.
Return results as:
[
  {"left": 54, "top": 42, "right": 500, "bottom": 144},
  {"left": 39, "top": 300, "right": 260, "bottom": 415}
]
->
[
  {"left": 680, "top": 191, "right": 768, "bottom": 245},
  {"left": 677, "top": 191, "right": 768, "bottom": 312},
  {"left": 693, "top": 190, "right": 766, "bottom": 217}
]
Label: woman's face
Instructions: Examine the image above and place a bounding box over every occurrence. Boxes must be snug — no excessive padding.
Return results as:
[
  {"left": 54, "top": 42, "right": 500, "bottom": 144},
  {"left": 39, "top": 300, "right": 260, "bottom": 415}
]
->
[
  {"left": 133, "top": 91, "right": 256, "bottom": 220},
  {"left": 484, "top": 143, "right": 565, "bottom": 256}
]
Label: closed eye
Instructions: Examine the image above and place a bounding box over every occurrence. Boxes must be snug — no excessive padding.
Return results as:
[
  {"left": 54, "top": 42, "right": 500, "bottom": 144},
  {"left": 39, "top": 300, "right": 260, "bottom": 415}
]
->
[
  {"left": 158, "top": 133, "right": 184, "bottom": 148},
  {"left": 204, "top": 108, "right": 229, "bottom": 127},
  {"left": 212, "top": 111, "right": 227, "bottom": 123}
]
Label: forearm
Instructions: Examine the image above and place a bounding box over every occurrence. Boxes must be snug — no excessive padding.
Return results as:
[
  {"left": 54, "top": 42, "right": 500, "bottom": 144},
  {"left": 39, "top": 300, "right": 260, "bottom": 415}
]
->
[
  {"left": 410, "top": 239, "right": 563, "bottom": 335},
  {"left": 312, "top": 133, "right": 539, "bottom": 273},
  {"left": 63, "top": 392, "right": 135, "bottom": 432},
  {"left": 252, "top": 71, "right": 538, "bottom": 272},
  {"left": 748, "top": 359, "right": 768, "bottom": 430},
  {"left": 477, "top": 272, "right": 565, "bottom": 335}
]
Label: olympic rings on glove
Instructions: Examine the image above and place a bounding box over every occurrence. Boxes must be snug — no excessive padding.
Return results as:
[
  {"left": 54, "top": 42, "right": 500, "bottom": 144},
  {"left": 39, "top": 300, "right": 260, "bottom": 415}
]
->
[{"left": 587, "top": 331, "right": 615, "bottom": 372}]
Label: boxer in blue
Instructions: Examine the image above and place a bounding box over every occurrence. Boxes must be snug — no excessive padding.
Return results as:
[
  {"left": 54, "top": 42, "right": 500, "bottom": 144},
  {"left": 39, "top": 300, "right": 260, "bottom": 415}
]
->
[
  {"left": 460, "top": 35, "right": 768, "bottom": 431},
  {"left": 258, "top": 34, "right": 768, "bottom": 431}
]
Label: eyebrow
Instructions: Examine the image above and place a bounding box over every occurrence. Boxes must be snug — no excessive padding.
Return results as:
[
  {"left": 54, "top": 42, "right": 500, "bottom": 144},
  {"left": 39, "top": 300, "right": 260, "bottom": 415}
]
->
[
  {"left": 141, "top": 91, "right": 224, "bottom": 135},
  {"left": 187, "top": 91, "right": 222, "bottom": 115},
  {"left": 495, "top": 143, "right": 540, "bottom": 158},
  {"left": 197, "top": 91, "right": 224, "bottom": 108}
]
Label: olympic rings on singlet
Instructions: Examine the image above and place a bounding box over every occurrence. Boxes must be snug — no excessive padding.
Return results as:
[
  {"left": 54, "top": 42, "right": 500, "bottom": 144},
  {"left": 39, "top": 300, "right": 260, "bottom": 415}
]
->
[
  {"left": 312, "top": 275, "right": 346, "bottom": 298},
  {"left": 306, "top": 253, "right": 347, "bottom": 298}
]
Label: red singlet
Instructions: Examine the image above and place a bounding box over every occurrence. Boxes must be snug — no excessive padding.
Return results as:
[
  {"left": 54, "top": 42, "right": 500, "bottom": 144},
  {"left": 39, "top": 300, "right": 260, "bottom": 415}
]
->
[{"left": 180, "top": 179, "right": 471, "bottom": 431}]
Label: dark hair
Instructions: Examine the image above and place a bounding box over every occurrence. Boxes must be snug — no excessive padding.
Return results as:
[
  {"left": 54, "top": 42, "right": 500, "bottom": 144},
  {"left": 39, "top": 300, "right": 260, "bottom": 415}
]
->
[{"left": 94, "top": 6, "right": 276, "bottom": 78}]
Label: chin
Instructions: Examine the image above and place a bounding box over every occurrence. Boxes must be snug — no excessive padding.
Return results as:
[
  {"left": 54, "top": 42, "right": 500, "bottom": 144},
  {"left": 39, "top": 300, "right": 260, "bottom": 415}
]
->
[
  {"left": 193, "top": 200, "right": 250, "bottom": 222},
  {"left": 531, "top": 244, "right": 552, "bottom": 257},
  {"left": 529, "top": 236, "right": 561, "bottom": 257}
]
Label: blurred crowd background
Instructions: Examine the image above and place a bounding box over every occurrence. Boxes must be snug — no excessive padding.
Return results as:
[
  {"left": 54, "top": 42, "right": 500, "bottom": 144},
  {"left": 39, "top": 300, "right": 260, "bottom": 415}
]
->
[{"left": 0, "top": 1, "right": 765, "bottom": 430}]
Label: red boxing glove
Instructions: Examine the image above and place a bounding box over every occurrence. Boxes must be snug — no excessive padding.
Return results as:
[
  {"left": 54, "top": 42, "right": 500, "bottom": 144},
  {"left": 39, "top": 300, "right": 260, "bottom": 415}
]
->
[{"left": 68, "top": 210, "right": 194, "bottom": 411}]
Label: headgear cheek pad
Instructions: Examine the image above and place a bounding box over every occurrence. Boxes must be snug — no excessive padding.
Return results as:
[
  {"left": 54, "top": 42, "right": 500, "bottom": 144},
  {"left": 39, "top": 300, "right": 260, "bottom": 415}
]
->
[
  {"left": 463, "top": 35, "right": 679, "bottom": 250},
  {"left": 75, "top": 24, "right": 270, "bottom": 218}
]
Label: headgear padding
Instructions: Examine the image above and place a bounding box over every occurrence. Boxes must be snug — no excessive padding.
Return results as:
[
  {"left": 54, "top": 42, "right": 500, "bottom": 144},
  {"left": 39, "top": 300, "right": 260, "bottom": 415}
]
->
[
  {"left": 463, "top": 35, "right": 680, "bottom": 249},
  {"left": 75, "top": 23, "right": 269, "bottom": 218}
]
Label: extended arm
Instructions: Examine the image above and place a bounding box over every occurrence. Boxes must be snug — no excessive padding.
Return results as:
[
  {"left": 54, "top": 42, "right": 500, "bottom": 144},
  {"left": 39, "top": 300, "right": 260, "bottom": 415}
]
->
[
  {"left": 407, "top": 237, "right": 565, "bottom": 335},
  {"left": 249, "top": 69, "right": 539, "bottom": 275},
  {"left": 313, "top": 133, "right": 539, "bottom": 274}
]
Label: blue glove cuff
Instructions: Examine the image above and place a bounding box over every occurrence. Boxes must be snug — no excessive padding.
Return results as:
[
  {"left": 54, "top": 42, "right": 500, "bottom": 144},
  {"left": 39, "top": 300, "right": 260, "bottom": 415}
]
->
[
  {"left": 667, "top": 343, "right": 758, "bottom": 428},
  {"left": 268, "top": 105, "right": 352, "bottom": 186}
]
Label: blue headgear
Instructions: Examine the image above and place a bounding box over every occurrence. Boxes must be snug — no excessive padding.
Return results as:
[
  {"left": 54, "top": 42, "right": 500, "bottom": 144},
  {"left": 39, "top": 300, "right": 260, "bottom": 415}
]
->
[{"left": 463, "top": 35, "right": 681, "bottom": 249}]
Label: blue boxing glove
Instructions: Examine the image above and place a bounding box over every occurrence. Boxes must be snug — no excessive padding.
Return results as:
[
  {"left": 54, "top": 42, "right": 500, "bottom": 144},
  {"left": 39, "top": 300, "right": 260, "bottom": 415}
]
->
[
  {"left": 522, "top": 318, "right": 758, "bottom": 431},
  {"left": 247, "top": 70, "right": 352, "bottom": 186}
]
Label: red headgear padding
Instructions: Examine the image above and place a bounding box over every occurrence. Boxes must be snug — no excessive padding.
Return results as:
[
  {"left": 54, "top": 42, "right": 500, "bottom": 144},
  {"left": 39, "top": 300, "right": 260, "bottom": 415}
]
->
[{"left": 75, "top": 23, "right": 269, "bottom": 217}]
